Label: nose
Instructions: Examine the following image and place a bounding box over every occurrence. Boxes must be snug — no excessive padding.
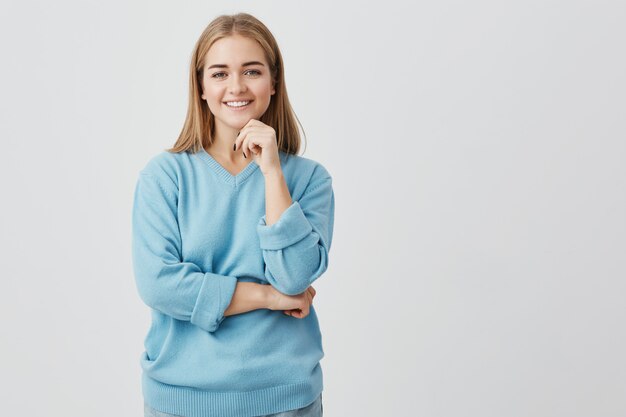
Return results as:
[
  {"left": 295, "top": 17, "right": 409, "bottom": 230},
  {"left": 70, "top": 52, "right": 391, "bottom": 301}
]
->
[{"left": 228, "top": 73, "right": 247, "bottom": 94}]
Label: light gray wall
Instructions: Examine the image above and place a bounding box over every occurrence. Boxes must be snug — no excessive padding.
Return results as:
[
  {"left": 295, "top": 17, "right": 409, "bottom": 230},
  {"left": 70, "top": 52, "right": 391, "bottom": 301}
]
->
[{"left": 0, "top": 1, "right": 624, "bottom": 416}]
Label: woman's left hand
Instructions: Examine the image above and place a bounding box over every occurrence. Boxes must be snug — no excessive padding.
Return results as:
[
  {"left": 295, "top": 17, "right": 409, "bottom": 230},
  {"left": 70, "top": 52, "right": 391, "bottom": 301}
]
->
[{"left": 234, "top": 119, "right": 282, "bottom": 176}]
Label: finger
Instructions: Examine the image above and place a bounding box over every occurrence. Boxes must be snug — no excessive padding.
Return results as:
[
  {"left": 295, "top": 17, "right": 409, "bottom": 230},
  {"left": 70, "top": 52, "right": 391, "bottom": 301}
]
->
[
  {"left": 234, "top": 129, "right": 245, "bottom": 152},
  {"left": 302, "top": 293, "right": 311, "bottom": 309},
  {"left": 245, "top": 135, "right": 258, "bottom": 157},
  {"left": 241, "top": 134, "right": 248, "bottom": 158},
  {"left": 247, "top": 130, "right": 268, "bottom": 156},
  {"left": 234, "top": 120, "right": 256, "bottom": 151},
  {"left": 241, "top": 128, "right": 260, "bottom": 158}
]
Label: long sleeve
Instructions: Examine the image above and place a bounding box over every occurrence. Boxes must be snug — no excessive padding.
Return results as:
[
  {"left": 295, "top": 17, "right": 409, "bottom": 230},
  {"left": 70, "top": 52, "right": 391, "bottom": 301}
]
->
[
  {"left": 131, "top": 171, "right": 237, "bottom": 333},
  {"left": 256, "top": 173, "right": 335, "bottom": 296}
]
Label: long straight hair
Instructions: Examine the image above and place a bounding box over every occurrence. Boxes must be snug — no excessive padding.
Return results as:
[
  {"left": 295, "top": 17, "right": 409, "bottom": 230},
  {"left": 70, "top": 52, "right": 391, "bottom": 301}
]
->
[{"left": 166, "top": 13, "right": 306, "bottom": 156}]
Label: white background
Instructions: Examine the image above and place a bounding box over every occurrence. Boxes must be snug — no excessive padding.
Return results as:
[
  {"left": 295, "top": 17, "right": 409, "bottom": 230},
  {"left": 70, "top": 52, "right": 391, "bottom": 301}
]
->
[{"left": 1, "top": 1, "right": 625, "bottom": 416}]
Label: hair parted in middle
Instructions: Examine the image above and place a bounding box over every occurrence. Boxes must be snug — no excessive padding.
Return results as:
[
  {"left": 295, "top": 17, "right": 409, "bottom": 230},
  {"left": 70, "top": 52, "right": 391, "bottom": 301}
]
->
[{"left": 166, "top": 12, "right": 306, "bottom": 156}]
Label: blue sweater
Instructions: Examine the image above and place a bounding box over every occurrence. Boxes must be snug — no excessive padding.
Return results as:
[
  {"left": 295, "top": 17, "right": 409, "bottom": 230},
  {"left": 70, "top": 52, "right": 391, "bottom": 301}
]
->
[{"left": 131, "top": 147, "right": 335, "bottom": 417}]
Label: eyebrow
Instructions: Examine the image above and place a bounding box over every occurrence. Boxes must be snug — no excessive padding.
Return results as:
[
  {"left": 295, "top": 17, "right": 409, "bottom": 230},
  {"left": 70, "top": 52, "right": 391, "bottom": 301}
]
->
[{"left": 207, "top": 61, "right": 265, "bottom": 69}]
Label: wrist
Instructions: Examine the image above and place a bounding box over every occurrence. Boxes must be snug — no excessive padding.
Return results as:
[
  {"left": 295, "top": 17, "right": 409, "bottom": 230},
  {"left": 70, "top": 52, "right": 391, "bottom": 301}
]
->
[
  {"left": 259, "top": 284, "right": 276, "bottom": 310},
  {"left": 262, "top": 168, "right": 283, "bottom": 179}
]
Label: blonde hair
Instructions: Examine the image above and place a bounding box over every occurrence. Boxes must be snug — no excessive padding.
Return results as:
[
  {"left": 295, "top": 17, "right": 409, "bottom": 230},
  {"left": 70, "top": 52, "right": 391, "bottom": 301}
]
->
[{"left": 166, "top": 13, "right": 306, "bottom": 156}]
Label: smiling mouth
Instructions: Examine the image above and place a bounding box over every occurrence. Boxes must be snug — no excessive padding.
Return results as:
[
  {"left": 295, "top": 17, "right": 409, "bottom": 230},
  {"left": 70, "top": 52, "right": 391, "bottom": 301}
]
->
[{"left": 224, "top": 100, "right": 253, "bottom": 109}]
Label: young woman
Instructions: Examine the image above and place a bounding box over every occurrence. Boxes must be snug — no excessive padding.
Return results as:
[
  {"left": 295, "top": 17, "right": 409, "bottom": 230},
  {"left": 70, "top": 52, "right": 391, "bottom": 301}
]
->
[{"left": 132, "top": 13, "right": 334, "bottom": 417}]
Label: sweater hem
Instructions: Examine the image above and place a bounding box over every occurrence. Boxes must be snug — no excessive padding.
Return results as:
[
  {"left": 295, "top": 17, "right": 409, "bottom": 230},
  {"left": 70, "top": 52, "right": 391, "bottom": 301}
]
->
[{"left": 142, "top": 365, "right": 323, "bottom": 417}]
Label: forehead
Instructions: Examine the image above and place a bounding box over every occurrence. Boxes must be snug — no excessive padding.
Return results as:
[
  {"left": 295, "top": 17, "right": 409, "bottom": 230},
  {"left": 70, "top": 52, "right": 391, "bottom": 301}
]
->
[{"left": 204, "top": 35, "right": 267, "bottom": 66}]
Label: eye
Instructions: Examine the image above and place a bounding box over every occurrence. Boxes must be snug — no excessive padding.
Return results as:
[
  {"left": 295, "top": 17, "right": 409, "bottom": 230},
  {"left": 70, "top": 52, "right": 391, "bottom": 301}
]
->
[{"left": 210, "top": 69, "right": 261, "bottom": 79}]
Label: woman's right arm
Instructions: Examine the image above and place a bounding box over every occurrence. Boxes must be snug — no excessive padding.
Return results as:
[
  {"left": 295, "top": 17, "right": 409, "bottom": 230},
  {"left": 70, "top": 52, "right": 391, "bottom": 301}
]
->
[
  {"left": 224, "top": 282, "right": 273, "bottom": 316},
  {"left": 226, "top": 283, "right": 316, "bottom": 318}
]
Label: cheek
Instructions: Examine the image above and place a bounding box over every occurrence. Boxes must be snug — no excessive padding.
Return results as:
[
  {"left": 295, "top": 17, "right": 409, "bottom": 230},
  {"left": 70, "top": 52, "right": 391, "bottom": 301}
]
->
[
  {"left": 204, "top": 90, "right": 226, "bottom": 111},
  {"left": 202, "top": 79, "right": 219, "bottom": 98},
  {"left": 254, "top": 85, "right": 274, "bottom": 103}
]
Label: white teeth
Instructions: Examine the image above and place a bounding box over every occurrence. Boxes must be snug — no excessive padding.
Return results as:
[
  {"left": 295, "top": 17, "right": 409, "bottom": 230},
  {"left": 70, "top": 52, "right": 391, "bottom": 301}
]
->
[{"left": 225, "top": 101, "right": 250, "bottom": 107}]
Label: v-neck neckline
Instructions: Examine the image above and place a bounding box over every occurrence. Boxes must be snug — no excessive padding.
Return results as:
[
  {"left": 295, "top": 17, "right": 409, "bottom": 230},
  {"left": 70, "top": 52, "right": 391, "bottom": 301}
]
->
[{"left": 197, "top": 146, "right": 260, "bottom": 187}]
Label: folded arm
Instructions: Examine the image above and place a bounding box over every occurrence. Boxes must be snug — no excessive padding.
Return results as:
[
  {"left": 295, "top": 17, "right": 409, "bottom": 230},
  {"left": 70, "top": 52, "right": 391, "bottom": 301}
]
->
[
  {"left": 132, "top": 171, "right": 238, "bottom": 333},
  {"left": 257, "top": 170, "right": 335, "bottom": 296}
]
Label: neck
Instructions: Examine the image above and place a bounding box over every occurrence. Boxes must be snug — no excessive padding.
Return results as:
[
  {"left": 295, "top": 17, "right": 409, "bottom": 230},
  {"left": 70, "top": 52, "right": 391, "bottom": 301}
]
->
[{"left": 206, "top": 125, "right": 244, "bottom": 163}]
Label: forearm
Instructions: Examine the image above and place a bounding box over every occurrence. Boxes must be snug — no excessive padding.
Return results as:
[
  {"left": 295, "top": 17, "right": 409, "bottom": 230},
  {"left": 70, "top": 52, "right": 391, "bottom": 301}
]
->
[
  {"left": 224, "top": 282, "right": 271, "bottom": 316},
  {"left": 264, "top": 170, "right": 292, "bottom": 226},
  {"left": 256, "top": 172, "right": 334, "bottom": 296}
]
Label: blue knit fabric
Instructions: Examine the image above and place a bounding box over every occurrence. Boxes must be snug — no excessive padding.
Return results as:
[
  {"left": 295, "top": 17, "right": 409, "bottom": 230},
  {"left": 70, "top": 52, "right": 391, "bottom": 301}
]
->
[{"left": 131, "top": 147, "right": 334, "bottom": 417}]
